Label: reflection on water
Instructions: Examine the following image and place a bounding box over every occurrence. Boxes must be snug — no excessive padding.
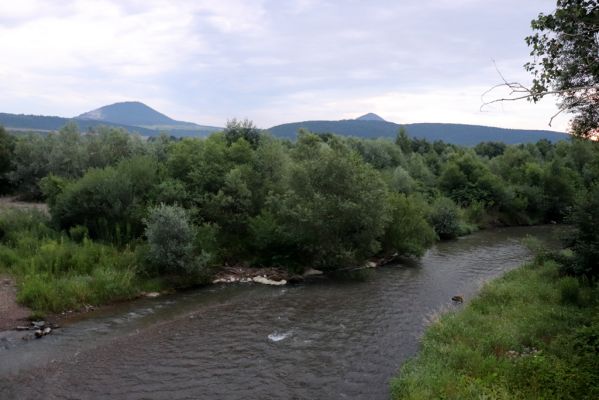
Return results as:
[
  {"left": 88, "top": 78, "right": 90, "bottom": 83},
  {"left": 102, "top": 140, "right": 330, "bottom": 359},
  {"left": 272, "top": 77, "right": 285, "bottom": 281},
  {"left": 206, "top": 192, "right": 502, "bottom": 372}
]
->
[{"left": 0, "top": 226, "right": 561, "bottom": 400}]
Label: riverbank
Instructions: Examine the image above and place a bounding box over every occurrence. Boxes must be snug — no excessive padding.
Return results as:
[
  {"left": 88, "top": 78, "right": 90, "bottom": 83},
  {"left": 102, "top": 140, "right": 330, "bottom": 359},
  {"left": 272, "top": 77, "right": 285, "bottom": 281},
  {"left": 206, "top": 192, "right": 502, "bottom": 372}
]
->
[
  {"left": 1, "top": 226, "right": 553, "bottom": 399},
  {"left": 0, "top": 275, "right": 31, "bottom": 331},
  {"left": 390, "top": 259, "right": 599, "bottom": 399}
]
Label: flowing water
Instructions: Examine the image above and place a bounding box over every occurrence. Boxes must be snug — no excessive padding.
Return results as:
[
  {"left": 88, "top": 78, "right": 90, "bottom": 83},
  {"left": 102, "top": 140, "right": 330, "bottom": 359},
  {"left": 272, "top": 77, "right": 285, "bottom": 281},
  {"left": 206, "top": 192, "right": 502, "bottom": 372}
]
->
[{"left": 0, "top": 226, "right": 560, "bottom": 399}]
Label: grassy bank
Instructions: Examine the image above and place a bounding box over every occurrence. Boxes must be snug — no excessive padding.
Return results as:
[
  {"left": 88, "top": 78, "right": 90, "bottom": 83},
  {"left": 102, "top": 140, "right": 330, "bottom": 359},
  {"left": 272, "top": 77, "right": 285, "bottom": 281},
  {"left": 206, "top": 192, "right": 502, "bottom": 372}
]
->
[
  {"left": 0, "top": 209, "right": 164, "bottom": 315},
  {"left": 391, "top": 259, "right": 599, "bottom": 399}
]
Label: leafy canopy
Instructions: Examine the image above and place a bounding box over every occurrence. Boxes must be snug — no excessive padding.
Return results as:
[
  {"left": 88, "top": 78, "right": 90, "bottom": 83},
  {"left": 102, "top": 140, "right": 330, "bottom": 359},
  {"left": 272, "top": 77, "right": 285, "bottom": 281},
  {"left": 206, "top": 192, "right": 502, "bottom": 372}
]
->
[{"left": 525, "top": 0, "right": 599, "bottom": 137}]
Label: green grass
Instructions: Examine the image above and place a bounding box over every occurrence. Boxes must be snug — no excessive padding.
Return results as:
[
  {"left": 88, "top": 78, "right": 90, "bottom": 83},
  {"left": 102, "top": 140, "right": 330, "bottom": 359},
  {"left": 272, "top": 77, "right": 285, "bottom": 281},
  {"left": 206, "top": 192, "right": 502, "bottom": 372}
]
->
[
  {"left": 391, "top": 260, "right": 599, "bottom": 399},
  {"left": 0, "top": 209, "right": 144, "bottom": 314}
]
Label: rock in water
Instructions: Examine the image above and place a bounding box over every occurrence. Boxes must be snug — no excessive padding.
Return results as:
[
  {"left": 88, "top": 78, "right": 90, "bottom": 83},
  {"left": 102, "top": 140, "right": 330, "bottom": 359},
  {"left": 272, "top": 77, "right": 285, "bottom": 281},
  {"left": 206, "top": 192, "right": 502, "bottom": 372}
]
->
[
  {"left": 302, "top": 268, "right": 324, "bottom": 277},
  {"left": 42, "top": 327, "right": 52, "bottom": 336},
  {"left": 252, "top": 276, "right": 287, "bottom": 286},
  {"left": 34, "top": 330, "right": 43, "bottom": 338},
  {"left": 451, "top": 295, "right": 464, "bottom": 303}
]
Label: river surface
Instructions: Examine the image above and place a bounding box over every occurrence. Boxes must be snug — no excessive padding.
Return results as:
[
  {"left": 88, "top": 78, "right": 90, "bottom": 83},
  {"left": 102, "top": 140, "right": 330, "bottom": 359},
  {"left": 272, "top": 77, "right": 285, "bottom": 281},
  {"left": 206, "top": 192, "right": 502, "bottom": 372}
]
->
[{"left": 0, "top": 226, "right": 560, "bottom": 400}]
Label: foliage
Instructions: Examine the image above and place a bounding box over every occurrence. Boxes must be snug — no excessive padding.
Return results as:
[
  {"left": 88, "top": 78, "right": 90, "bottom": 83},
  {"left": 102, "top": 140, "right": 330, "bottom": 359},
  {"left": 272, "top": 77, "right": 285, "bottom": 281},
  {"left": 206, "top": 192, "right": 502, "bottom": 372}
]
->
[
  {"left": 223, "top": 118, "right": 261, "bottom": 148},
  {"left": 525, "top": 0, "right": 599, "bottom": 137},
  {"left": 143, "top": 204, "right": 201, "bottom": 276},
  {"left": 7, "top": 125, "right": 147, "bottom": 199},
  {"left": 381, "top": 193, "right": 436, "bottom": 257},
  {"left": 50, "top": 156, "right": 159, "bottom": 243},
  {"left": 563, "top": 183, "right": 599, "bottom": 278},
  {"left": 2, "top": 120, "right": 598, "bottom": 314},
  {"left": 0, "top": 209, "right": 139, "bottom": 313},
  {"left": 430, "top": 197, "right": 463, "bottom": 239},
  {"left": 255, "top": 133, "right": 390, "bottom": 270},
  {"left": 0, "top": 126, "right": 15, "bottom": 194}
]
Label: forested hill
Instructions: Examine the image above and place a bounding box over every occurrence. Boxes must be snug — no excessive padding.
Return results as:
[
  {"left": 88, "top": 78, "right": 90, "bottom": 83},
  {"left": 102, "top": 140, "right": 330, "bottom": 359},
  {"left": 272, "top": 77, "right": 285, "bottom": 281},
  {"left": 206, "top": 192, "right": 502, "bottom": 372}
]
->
[
  {"left": 266, "top": 119, "right": 568, "bottom": 146},
  {"left": 0, "top": 101, "right": 221, "bottom": 137},
  {"left": 0, "top": 113, "right": 158, "bottom": 136},
  {"left": 1, "top": 103, "right": 568, "bottom": 145}
]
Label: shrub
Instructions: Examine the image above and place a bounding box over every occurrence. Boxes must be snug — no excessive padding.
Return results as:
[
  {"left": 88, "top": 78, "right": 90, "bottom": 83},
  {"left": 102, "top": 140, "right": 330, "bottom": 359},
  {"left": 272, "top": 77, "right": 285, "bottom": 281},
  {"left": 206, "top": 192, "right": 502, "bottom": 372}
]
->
[
  {"left": 51, "top": 156, "right": 159, "bottom": 243},
  {"left": 257, "top": 134, "right": 390, "bottom": 270},
  {"left": 143, "top": 204, "right": 198, "bottom": 276},
  {"left": 558, "top": 276, "right": 581, "bottom": 306},
  {"left": 381, "top": 193, "right": 435, "bottom": 257},
  {"left": 430, "top": 197, "right": 462, "bottom": 239},
  {"left": 565, "top": 184, "right": 599, "bottom": 279}
]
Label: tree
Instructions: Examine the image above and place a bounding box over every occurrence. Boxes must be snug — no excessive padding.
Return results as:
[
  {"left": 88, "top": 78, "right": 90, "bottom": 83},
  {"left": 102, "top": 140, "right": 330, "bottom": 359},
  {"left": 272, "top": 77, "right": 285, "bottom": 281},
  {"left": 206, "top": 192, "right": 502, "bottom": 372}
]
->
[
  {"left": 143, "top": 204, "right": 198, "bottom": 276},
  {"left": 526, "top": 1, "right": 599, "bottom": 137},
  {"left": 484, "top": 1, "right": 599, "bottom": 137},
  {"left": 255, "top": 133, "right": 390, "bottom": 270},
  {"left": 395, "top": 126, "right": 412, "bottom": 154},
  {"left": 565, "top": 183, "right": 599, "bottom": 278},
  {"left": 381, "top": 193, "right": 436, "bottom": 257},
  {"left": 223, "top": 118, "right": 261, "bottom": 148},
  {"left": 0, "top": 126, "right": 15, "bottom": 194}
]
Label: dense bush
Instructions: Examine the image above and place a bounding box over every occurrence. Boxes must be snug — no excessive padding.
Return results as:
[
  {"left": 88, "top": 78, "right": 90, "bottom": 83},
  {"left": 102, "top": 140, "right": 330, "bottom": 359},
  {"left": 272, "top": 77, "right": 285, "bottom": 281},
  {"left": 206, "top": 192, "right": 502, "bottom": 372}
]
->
[
  {"left": 49, "top": 156, "right": 160, "bottom": 243},
  {"left": 381, "top": 193, "right": 435, "bottom": 257},
  {"left": 143, "top": 204, "right": 200, "bottom": 276},
  {"left": 430, "top": 197, "right": 462, "bottom": 239},
  {"left": 563, "top": 184, "right": 599, "bottom": 279},
  {"left": 0, "top": 126, "right": 15, "bottom": 194},
  {"left": 255, "top": 133, "right": 390, "bottom": 270}
]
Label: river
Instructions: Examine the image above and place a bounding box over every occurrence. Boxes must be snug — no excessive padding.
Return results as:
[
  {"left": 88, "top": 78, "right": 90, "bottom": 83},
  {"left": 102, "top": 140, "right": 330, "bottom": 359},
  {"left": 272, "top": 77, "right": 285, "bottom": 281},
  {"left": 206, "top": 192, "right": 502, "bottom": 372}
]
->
[{"left": 0, "top": 226, "right": 560, "bottom": 399}]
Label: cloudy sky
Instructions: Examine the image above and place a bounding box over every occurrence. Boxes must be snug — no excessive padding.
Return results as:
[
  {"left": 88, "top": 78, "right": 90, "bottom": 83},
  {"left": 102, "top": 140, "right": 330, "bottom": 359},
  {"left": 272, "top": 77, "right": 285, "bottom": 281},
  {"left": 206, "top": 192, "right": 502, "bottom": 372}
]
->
[{"left": 0, "top": 0, "right": 567, "bottom": 130}]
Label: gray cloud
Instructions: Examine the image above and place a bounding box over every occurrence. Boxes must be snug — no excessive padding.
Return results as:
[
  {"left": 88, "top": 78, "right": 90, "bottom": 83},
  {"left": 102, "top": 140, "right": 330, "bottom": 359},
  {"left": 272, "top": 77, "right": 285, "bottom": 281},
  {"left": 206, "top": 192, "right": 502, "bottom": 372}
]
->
[{"left": 0, "top": 0, "right": 567, "bottom": 131}]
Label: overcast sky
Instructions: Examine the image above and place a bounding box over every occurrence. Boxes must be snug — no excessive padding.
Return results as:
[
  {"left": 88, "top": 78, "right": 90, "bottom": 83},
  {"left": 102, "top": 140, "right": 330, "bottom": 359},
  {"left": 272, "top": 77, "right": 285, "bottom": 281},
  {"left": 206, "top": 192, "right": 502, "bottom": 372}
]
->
[{"left": 0, "top": 0, "right": 567, "bottom": 131}]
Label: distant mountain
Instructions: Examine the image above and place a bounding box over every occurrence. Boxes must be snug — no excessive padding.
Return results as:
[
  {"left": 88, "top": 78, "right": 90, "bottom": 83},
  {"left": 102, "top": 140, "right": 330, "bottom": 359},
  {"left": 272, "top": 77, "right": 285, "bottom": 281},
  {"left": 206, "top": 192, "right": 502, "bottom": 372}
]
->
[
  {"left": 356, "top": 112, "right": 385, "bottom": 122},
  {"left": 76, "top": 101, "right": 221, "bottom": 133},
  {"left": 0, "top": 101, "right": 222, "bottom": 137},
  {"left": 266, "top": 118, "right": 568, "bottom": 146}
]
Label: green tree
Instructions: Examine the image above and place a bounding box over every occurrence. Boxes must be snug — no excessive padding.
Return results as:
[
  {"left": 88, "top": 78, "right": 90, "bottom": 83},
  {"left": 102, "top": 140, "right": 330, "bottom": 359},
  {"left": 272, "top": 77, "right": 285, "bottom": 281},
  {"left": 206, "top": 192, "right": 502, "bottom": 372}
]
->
[
  {"left": 257, "top": 133, "right": 390, "bottom": 270},
  {"left": 51, "top": 156, "right": 160, "bottom": 243},
  {"left": 8, "top": 134, "right": 52, "bottom": 199},
  {"left": 381, "top": 193, "right": 435, "bottom": 257},
  {"left": 0, "top": 126, "right": 15, "bottom": 194},
  {"left": 565, "top": 184, "right": 599, "bottom": 278},
  {"left": 525, "top": 0, "right": 599, "bottom": 137},
  {"left": 395, "top": 126, "right": 412, "bottom": 154},
  {"left": 223, "top": 118, "right": 261, "bottom": 148},
  {"left": 143, "top": 204, "right": 198, "bottom": 276},
  {"left": 430, "top": 197, "right": 463, "bottom": 240}
]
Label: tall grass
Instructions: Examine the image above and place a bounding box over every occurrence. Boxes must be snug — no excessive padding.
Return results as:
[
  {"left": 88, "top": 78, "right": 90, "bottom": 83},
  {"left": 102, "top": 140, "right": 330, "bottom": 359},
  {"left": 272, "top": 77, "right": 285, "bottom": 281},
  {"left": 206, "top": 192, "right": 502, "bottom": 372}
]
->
[
  {"left": 390, "top": 260, "right": 599, "bottom": 399},
  {"left": 0, "top": 209, "right": 141, "bottom": 314}
]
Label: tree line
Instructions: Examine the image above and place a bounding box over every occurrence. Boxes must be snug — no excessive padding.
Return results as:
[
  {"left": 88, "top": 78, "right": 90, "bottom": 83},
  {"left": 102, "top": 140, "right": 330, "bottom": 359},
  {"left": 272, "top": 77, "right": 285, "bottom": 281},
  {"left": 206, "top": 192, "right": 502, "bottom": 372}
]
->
[{"left": 1, "top": 120, "right": 598, "bottom": 284}]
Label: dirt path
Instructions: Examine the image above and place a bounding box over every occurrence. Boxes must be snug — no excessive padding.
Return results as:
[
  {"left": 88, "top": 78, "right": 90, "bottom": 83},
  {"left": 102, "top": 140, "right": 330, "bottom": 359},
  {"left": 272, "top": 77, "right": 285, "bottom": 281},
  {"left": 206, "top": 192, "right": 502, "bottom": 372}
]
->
[
  {"left": 0, "top": 196, "right": 48, "bottom": 213},
  {"left": 0, "top": 275, "right": 31, "bottom": 331}
]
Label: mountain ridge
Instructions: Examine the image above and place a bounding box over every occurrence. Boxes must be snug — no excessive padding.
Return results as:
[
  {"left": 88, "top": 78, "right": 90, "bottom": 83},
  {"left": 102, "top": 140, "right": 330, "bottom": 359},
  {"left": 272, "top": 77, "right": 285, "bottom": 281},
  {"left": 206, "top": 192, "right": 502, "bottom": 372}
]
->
[
  {"left": 0, "top": 102, "right": 569, "bottom": 145},
  {"left": 266, "top": 119, "right": 568, "bottom": 146}
]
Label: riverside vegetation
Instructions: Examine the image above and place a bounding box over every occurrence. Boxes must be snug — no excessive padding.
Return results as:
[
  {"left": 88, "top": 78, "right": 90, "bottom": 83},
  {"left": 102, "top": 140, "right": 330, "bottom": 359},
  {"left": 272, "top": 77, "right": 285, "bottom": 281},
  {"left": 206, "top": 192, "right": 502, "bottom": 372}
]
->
[
  {"left": 1, "top": 121, "right": 599, "bottom": 398},
  {"left": 1, "top": 122, "right": 598, "bottom": 314}
]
